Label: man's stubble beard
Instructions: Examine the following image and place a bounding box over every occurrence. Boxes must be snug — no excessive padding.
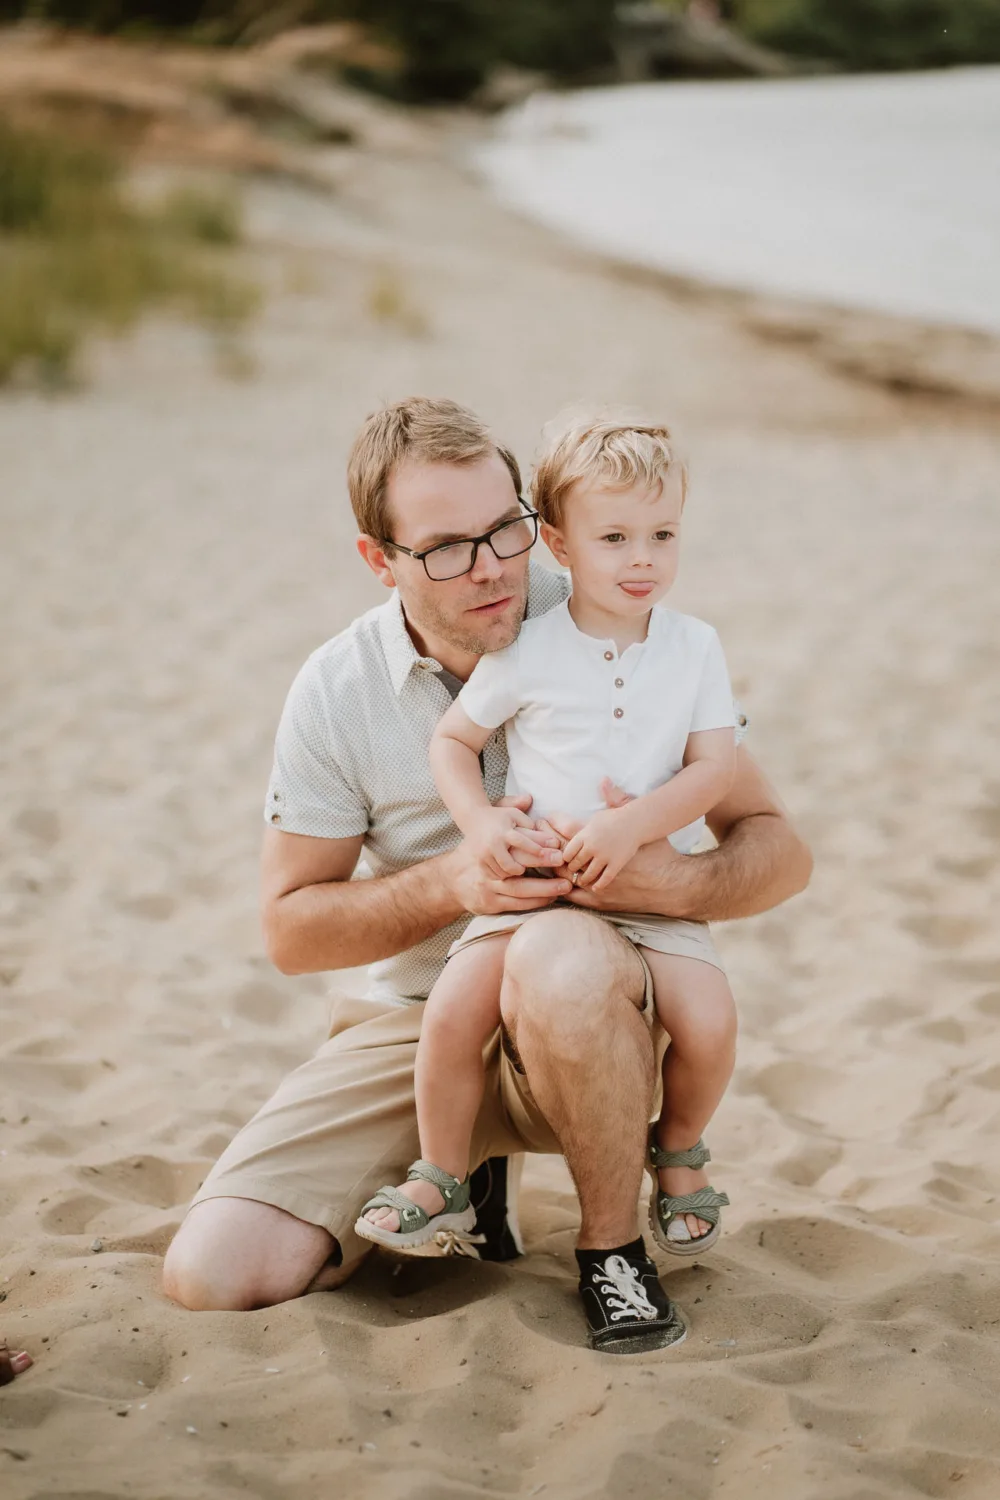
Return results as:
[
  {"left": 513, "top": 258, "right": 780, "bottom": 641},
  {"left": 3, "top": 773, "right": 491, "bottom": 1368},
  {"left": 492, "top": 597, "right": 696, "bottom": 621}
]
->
[{"left": 413, "top": 575, "right": 529, "bottom": 658}]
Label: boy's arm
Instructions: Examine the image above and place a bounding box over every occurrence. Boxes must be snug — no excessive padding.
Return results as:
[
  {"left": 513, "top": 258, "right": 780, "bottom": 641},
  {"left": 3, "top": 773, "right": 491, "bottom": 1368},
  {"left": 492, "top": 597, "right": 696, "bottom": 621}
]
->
[
  {"left": 564, "top": 746, "right": 811, "bottom": 922},
  {"left": 429, "top": 700, "right": 495, "bottom": 831},
  {"left": 562, "top": 727, "right": 736, "bottom": 887},
  {"left": 431, "top": 701, "right": 562, "bottom": 875}
]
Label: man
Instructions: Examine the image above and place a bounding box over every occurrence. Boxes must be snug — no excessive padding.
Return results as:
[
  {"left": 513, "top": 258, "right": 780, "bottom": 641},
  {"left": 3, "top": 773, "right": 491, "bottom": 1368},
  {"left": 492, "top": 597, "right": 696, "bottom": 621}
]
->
[{"left": 163, "top": 398, "right": 810, "bottom": 1352}]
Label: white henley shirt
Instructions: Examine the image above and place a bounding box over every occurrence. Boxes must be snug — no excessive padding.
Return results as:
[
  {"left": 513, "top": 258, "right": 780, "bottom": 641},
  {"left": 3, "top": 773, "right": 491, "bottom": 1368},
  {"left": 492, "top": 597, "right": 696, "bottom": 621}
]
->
[{"left": 458, "top": 600, "right": 736, "bottom": 855}]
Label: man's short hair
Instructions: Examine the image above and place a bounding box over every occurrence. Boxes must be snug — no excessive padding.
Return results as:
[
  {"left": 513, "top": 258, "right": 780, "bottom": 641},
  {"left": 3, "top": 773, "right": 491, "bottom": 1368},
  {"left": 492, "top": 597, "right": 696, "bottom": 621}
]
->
[
  {"left": 531, "top": 414, "right": 687, "bottom": 529},
  {"left": 347, "top": 397, "right": 523, "bottom": 542}
]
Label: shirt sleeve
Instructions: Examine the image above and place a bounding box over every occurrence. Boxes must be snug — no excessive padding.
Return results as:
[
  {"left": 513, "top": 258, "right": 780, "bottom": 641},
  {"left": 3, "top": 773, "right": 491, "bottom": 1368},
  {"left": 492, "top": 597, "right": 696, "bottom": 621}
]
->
[
  {"left": 690, "top": 628, "right": 738, "bottom": 734},
  {"left": 458, "top": 642, "right": 523, "bottom": 730},
  {"left": 264, "top": 661, "right": 369, "bottom": 839}
]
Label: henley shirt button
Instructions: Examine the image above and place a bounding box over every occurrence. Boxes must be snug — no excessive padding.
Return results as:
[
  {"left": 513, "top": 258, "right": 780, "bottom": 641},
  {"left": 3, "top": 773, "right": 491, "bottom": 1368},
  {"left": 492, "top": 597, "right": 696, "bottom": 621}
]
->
[
  {"left": 270, "top": 812, "right": 281, "bottom": 824},
  {"left": 614, "top": 707, "right": 624, "bottom": 719},
  {"left": 614, "top": 677, "right": 624, "bottom": 688},
  {"left": 603, "top": 651, "right": 614, "bottom": 661},
  {"left": 738, "top": 714, "right": 747, "bottom": 727}
]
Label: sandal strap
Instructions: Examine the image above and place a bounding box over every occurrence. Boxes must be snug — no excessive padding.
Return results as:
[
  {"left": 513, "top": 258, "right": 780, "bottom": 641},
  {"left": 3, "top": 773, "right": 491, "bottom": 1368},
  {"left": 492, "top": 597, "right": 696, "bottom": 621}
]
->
[
  {"left": 405, "top": 1160, "right": 471, "bottom": 1213},
  {"left": 359, "top": 1184, "right": 431, "bottom": 1232},
  {"left": 656, "top": 1186, "right": 730, "bottom": 1228},
  {"left": 648, "top": 1136, "right": 711, "bottom": 1171}
]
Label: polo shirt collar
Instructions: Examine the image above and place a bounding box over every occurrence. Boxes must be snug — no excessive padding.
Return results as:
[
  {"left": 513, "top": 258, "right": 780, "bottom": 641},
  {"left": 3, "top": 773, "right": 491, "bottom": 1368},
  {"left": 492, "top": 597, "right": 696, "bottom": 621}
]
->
[
  {"left": 378, "top": 592, "right": 442, "bottom": 695},
  {"left": 377, "top": 566, "right": 564, "bottom": 697}
]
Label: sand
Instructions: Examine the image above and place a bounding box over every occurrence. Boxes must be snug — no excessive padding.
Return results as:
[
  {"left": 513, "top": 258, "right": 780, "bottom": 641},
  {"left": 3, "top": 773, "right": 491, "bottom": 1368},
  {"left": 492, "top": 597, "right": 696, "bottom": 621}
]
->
[{"left": 2, "top": 81, "right": 1000, "bottom": 1500}]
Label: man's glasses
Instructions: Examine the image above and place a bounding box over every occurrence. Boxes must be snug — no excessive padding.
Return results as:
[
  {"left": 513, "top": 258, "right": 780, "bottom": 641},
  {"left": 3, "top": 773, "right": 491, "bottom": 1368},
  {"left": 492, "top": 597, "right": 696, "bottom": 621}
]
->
[{"left": 384, "top": 501, "right": 540, "bottom": 582}]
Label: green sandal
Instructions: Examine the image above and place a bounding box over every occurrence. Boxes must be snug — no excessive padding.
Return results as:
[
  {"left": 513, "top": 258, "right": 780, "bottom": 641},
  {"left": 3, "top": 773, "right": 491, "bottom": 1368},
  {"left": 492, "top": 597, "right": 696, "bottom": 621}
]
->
[
  {"left": 354, "top": 1160, "right": 476, "bottom": 1250},
  {"left": 647, "top": 1136, "right": 730, "bottom": 1258}
]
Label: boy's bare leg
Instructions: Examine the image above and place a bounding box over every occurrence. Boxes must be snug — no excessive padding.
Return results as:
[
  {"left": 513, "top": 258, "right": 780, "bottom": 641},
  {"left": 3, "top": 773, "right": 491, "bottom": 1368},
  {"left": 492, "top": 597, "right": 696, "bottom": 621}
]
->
[
  {"left": 642, "top": 950, "right": 738, "bottom": 1239},
  {"left": 362, "top": 936, "right": 510, "bottom": 1233},
  {"left": 499, "top": 910, "right": 655, "bottom": 1249}
]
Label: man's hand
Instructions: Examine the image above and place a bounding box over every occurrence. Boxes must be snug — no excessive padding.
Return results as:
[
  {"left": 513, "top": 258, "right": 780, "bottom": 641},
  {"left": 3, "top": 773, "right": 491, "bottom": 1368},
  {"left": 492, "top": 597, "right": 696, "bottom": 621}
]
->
[
  {"left": 561, "top": 805, "right": 644, "bottom": 891},
  {"left": 445, "top": 794, "right": 571, "bottom": 916},
  {"left": 444, "top": 838, "right": 571, "bottom": 917}
]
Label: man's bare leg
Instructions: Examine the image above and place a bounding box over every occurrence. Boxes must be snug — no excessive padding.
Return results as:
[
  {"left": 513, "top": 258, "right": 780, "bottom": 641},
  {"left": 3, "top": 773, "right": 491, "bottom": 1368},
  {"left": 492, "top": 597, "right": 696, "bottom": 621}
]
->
[
  {"left": 499, "top": 909, "right": 655, "bottom": 1249},
  {"left": 163, "top": 1197, "right": 362, "bottom": 1312}
]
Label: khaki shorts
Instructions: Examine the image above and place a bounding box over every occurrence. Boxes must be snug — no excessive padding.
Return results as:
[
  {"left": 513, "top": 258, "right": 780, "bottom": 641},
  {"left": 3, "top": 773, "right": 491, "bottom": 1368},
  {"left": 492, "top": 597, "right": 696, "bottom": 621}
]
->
[
  {"left": 190, "top": 931, "right": 658, "bottom": 1271},
  {"left": 453, "top": 905, "right": 724, "bottom": 972}
]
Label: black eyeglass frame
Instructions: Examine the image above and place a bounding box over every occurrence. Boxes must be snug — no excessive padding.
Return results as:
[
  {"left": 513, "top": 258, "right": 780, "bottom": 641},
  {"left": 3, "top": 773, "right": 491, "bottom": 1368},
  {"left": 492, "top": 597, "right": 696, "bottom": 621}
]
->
[{"left": 381, "top": 498, "right": 540, "bottom": 582}]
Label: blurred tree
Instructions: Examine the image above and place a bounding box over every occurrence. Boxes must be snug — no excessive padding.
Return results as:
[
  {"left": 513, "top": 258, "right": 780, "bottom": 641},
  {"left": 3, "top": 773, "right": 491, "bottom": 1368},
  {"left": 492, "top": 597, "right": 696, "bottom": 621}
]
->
[{"left": 733, "top": 0, "right": 1000, "bottom": 69}]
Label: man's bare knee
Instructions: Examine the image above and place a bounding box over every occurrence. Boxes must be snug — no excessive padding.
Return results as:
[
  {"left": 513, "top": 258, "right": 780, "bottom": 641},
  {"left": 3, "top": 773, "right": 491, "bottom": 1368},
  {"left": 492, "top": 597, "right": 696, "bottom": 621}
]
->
[
  {"left": 502, "top": 912, "right": 645, "bottom": 1053},
  {"left": 163, "top": 1237, "right": 250, "bottom": 1312},
  {"left": 162, "top": 1197, "right": 334, "bottom": 1312}
]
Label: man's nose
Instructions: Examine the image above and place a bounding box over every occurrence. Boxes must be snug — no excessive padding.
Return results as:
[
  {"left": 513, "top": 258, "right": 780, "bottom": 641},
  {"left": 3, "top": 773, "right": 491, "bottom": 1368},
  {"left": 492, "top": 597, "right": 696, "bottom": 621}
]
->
[{"left": 470, "top": 542, "right": 504, "bottom": 582}]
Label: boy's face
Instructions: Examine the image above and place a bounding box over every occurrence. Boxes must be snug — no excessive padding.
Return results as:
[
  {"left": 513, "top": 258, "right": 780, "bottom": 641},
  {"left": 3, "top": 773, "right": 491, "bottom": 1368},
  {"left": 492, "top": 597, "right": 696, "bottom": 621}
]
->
[{"left": 542, "top": 471, "right": 684, "bottom": 618}]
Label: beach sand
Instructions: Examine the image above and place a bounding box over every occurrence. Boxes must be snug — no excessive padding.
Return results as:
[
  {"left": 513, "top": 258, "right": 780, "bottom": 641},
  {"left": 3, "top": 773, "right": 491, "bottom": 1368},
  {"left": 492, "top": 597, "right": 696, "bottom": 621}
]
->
[{"left": 2, "top": 97, "right": 1000, "bottom": 1500}]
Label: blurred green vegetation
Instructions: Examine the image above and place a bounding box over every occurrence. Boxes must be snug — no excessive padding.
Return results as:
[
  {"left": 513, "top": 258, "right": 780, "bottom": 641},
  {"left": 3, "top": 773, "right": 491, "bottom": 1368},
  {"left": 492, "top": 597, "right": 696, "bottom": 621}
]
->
[
  {"left": 732, "top": 0, "right": 1000, "bottom": 70},
  {"left": 0, "top": 120, "right": 258, "bottom": 386}
]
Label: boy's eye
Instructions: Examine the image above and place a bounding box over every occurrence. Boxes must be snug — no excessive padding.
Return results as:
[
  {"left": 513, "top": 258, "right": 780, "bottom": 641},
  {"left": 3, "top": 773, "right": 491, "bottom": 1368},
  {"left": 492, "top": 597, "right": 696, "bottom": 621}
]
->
[
  {"left": 654, "top": 530, "right": 675, "bottom": 541},
  {"left": 603, "top": 532, "right": 625, "bottom": 544}
]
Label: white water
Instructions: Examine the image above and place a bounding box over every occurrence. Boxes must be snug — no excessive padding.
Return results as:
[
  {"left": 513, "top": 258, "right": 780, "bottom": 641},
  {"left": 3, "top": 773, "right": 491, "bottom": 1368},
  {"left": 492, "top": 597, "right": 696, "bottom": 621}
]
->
[{"left": 476, "top": 68, "right": 1000, "bottom": 334}]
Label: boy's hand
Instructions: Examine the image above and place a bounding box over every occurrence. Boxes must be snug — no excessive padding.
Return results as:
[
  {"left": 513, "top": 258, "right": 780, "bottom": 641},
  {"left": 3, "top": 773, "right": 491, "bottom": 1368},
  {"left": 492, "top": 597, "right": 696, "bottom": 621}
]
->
[
  {"left": 561, "top": 805, "right": 643, "bottom": 891},
  {"left": 469, "top": 806, "right": 563, "bottom": 880}
]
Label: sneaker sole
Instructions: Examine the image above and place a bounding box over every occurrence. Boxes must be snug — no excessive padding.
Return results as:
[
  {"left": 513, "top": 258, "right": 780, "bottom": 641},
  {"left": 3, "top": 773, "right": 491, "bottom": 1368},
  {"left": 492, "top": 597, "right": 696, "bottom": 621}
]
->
[
  {"left": 590, "top": 1309, "right": 688, "bottom": 1355},
  {"left": 505, "top": 1153, "right": 525, "bottom": 1257}
]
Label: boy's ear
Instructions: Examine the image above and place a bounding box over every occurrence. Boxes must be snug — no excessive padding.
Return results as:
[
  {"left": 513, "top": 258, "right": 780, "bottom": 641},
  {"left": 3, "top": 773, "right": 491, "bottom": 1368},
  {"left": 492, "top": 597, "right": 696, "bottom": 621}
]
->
[
  {"left": 356, "top": 534, "right": 397, "bottom": 588},
  {"left": 541, "top": 521, "right": 570, "bottom": 568}
]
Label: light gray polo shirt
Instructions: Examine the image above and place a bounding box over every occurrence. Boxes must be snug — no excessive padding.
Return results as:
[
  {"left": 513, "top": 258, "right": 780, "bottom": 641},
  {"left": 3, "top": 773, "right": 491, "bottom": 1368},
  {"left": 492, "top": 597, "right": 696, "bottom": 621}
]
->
[{"left": 266, "top": 562, "right": 571, "bottom": 1002}]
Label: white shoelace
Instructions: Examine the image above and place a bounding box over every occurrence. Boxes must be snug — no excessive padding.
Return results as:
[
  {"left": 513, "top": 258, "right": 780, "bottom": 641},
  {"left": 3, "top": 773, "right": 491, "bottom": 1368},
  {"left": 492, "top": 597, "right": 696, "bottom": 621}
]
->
[{"left": 592, "top": 1254, "right": 659, "bottom": 1322}]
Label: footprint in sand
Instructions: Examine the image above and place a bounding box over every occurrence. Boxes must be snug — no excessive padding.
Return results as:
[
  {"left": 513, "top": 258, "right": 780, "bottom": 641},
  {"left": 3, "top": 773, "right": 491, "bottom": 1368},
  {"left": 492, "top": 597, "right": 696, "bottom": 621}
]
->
[
  {"left": 752, "top": 1216, "right": 916, "bottom": 1286},
  {"left": 974, "top": 989, "right": 1000, "bottom": 1019},
  {"left": 857, "top": 996, "right": 921, "bottom": 1028},
  {"left": 77, "top": 1154, "right": 194, "bottom": 1211},
  {"left": 741, "top": 1059, "right": 842, "bottom": 1124},
  {"left": 40, "top": 1192, "right": 111, "bottom": 1236},
  {"left": 774, "top": 1140, "right": 843, "bottom": 1189},
  {"left": 117, "top": 893, "right": 177, "bottom": 921},
  {"left": 232, "top": 979, "right": 296, "bottom": 1026},
  {"left": 13, "top": 807, "right": 61, "bottom": 846},
  {"left": 917, "top": 1018, "right": 966, "bottom": 1044}
]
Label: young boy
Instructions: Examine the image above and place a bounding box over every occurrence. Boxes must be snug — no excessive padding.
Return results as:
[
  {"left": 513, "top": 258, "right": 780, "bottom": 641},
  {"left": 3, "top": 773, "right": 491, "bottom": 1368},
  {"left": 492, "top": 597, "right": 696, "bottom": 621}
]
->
[{"left": 356, "top": 418, "right": 738, "bottom": 1261}]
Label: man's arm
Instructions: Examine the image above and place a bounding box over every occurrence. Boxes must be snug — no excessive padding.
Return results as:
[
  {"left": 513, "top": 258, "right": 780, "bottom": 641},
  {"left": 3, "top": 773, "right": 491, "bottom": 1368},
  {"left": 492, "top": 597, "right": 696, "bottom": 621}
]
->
[
  {"left": 261, "top": 815, "right": 571, "bottom": 977},
  {"left": 564, "top": 747, "right": 812, "bottom": 924}
]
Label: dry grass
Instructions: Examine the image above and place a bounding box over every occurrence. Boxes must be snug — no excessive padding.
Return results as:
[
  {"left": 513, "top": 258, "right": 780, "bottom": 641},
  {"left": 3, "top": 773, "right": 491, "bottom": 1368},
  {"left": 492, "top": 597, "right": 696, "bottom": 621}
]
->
[
  {"left": 366, "top": 264, "right": 428, "bottom": 337},
  {"left": 0, "top": 119, "right": 260, "bottom": 388}
]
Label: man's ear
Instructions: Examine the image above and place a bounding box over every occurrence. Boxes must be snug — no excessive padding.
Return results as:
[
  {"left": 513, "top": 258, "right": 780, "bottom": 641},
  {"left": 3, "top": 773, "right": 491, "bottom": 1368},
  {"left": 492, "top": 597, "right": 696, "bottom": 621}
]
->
[
  {"left": 356, "top": 534, "right": 397, "bottom": 589},
  {"left": 541, "top": 521, "right": 570, "bottom": 568}
]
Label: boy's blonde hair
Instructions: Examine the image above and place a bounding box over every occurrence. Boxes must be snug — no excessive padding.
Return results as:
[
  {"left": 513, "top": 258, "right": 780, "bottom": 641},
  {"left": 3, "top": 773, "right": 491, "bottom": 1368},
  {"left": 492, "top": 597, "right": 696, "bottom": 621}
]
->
[
  {"left": 531, "top": 416, "right": 687, "bottom": 529},
  {"left": 348, "top": 396, "right": 522, "bottom": 542}
]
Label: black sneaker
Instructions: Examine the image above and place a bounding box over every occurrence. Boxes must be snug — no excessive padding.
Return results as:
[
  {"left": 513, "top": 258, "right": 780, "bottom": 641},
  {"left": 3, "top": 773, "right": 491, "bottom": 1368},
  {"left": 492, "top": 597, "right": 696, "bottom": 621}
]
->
[
  {"left": 470, "top": 1155, "right": 524, "bottom": 1262},
  {"left": 577, "top": 1245, "right": 687, "bottom": 1354}
]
